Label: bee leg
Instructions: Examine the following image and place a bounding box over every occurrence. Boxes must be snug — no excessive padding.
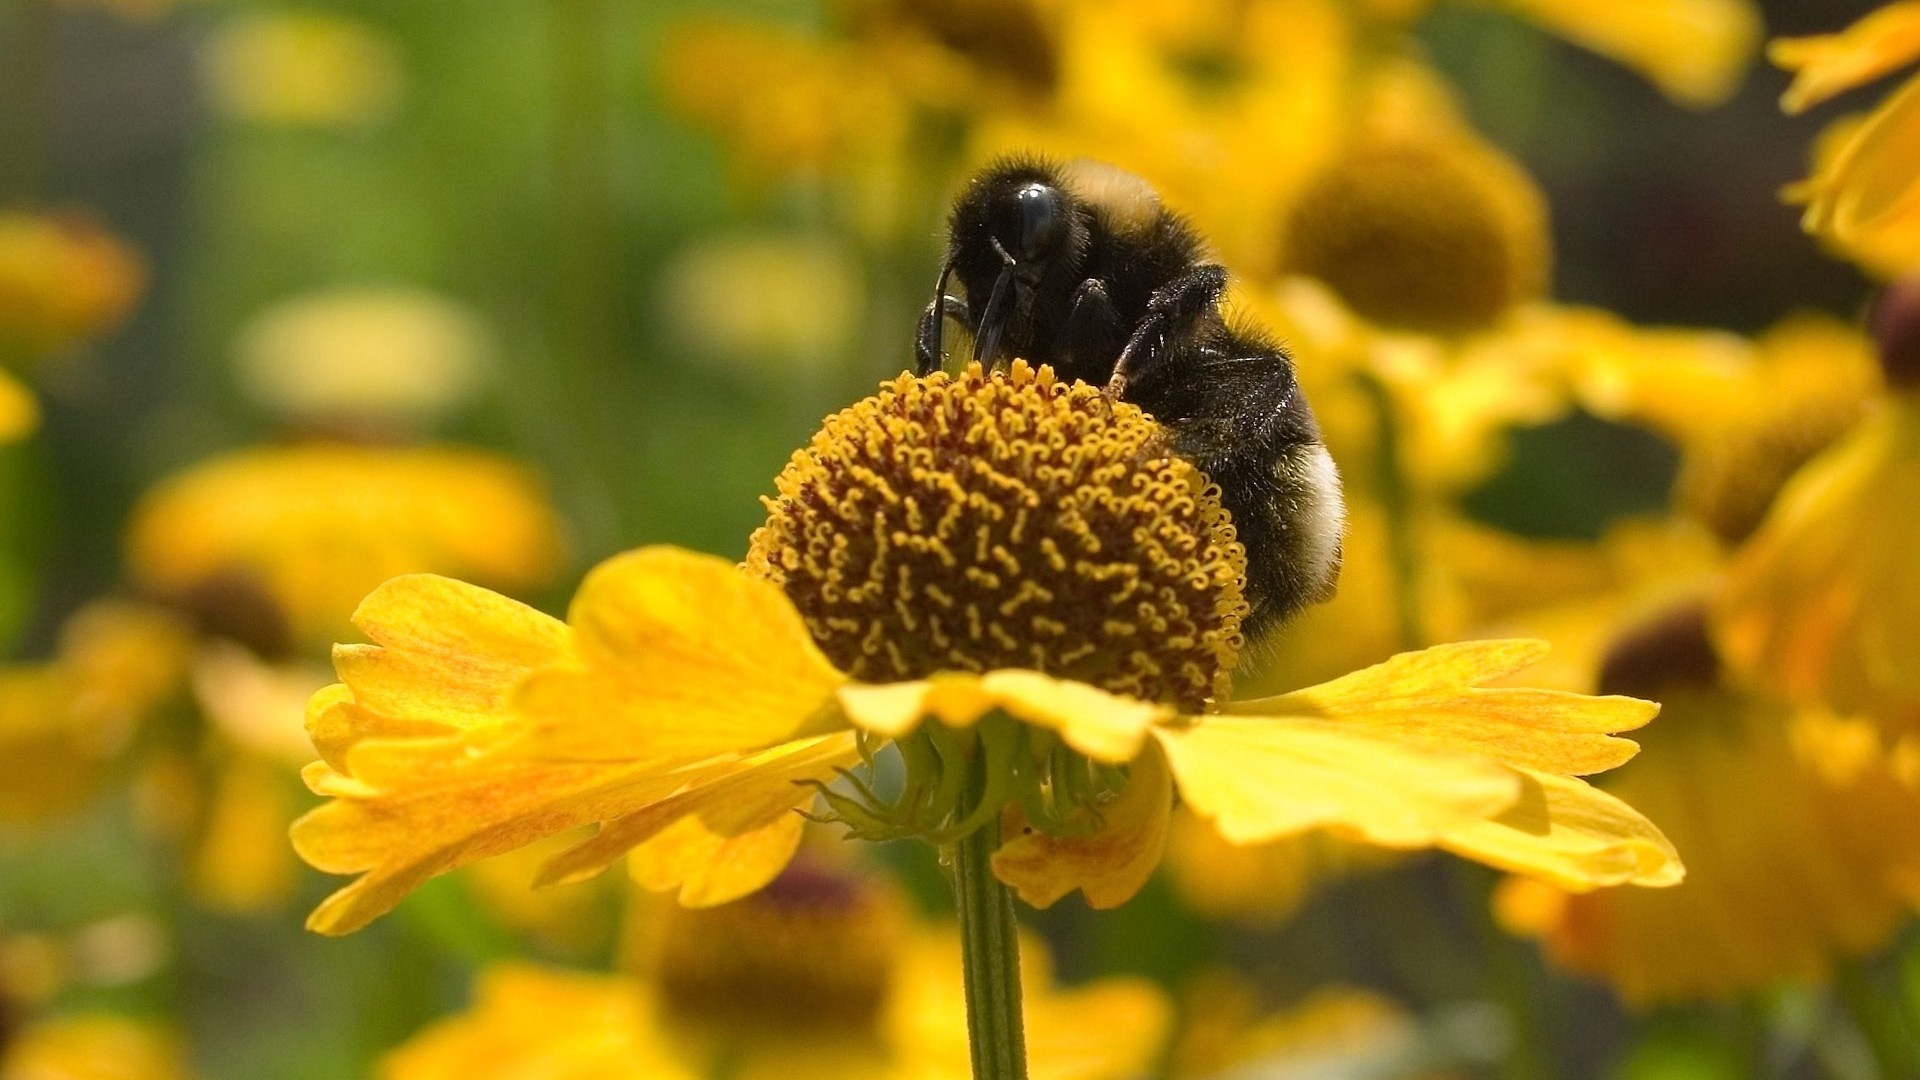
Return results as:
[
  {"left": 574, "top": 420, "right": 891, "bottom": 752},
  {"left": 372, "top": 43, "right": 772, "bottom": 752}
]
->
[
  {"left": 1107, "top": 265, "right": 1228, "bottom": 394},
  {"left": 914, "top": 294, "right": 969, "bottom": 376},
  {"left": 1060, "top": 279, "right": 1122, "bottom": 386}
]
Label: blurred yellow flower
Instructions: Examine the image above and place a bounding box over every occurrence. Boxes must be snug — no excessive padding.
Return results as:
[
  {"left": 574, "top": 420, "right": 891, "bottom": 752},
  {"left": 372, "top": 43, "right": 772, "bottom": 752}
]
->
[
  {"left": 293, "top": 364, "right": 1677, "bottom": 936},
  {"left": 658, "top": 233, "right": 863, "bottom": 376},
  {"left": 1714, "top": 393, "right": 1920, "bottom": 729},
  {"left": 0, "top": 602, "right": 192, "bottom": 825},
  {"left": 1163, "top": 811, "right": 1389, "bottom": 924},
  {"left": 202, "top": 12, "right": 404, "bottom": 129},
  {"left": 660, "top": 19, "right": 908, "bottom": 185},
  {"left": 1499, "top": 603, "right": 1920, "bottom": 1005},
  {"left": 384, "top": 886, "right": 1166, "bottom": 1080},
  {"left": 125, "top": 443, "right": 565, "bottom": 648},
  {"left": 1170, "top": 976, "right": 1464, "bottom": 1079},
  {"left": 0, "top": 211, "right": 143, "bottom": 365},
  {"left": 0, "top": 371, "right": 36, "bottom": 444},
  {"left": 1490, "top": 0, "right": 1761, "bottom": 107},
  {"left": 232, "top": 288, "right": 493, "bottom": 428},
  {"left": 1776, "top": 3, "right": 1920, "bottom": 277},
  {"left": 0, "top": 1014, "right": 191, "bottom": 1080}
]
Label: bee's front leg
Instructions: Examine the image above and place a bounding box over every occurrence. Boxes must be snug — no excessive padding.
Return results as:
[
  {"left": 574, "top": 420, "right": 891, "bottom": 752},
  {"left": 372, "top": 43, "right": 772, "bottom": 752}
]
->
[
  {"left": 1108, "top": 265, "right": 1228, "bottom": 395},
  {"left": 914, "top": 294, "right": 970, "bottom": 376}
]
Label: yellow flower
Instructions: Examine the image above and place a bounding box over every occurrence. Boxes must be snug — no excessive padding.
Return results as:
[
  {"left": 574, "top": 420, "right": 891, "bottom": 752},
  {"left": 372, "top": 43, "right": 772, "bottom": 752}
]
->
[
  {"left": 1714, "top": 394, "right": 1920, "bottom": 728},
  {"left": 202, "top": 12, "right": 403, "bottom": 129},
  {"left": 1775, "top": 3, "right": 1920, "bottom": 277},
  {"left": 0, "top": 370, "right": 35, "bottom": 444},
  {"left": 294, "top": 363, "right": 1678, "bottom": 936},
  {"left": 1498, "top": 602, "right": 1920, "bottom": 1005},
  {"left": 657, "top": 234, "right": 863, "bottom": 377},
  {"left": 384, "top": 864, "right": 1167, "bottom": 1080},
  {"left": 125, "top": 443, "right": 564, "bottom": 648},
  {"left": 0, "top": 211, "right": 143, "bottom": 365},
  {"left": 0, "top": 1014, "right": 191, "bottom": 1080},
  {"left": 231, "top": 288, "right": 493, "bottom": 428},
  {"left": 1163, "top": 811, "right": 1390, "bottom": 924},
  {"left": 1169, "top": 976, "right": 1459, "bottom": 1078},
  {"left": 1489, "top": 0, "right": 1761, "bottom": 107},
  {"left": 0, "top": 602, "right": 192, "bottom": 824}
]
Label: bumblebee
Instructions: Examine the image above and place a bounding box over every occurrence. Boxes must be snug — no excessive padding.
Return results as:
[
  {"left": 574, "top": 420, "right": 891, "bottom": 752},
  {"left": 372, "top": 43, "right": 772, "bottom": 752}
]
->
[{"left": 917, "top": 157, "right": 1344, "bottom": 639}]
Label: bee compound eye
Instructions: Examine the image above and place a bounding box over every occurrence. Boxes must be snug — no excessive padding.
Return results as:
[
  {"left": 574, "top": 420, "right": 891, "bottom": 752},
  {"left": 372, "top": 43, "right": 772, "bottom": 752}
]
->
[{"left": 1013, "top": 182, "right": 1065, "bottom": 262}]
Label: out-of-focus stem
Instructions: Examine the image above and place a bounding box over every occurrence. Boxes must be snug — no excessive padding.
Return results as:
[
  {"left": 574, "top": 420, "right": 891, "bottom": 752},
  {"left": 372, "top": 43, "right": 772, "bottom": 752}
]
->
[
  {"left": 1834, "top": 958, "right": 1918, "bottom": 1078},
  {"left": 1358, "top": 370, "right": 1425, "bottom": 651},
  {"left": 0, "top": 0, "right": 50, "bottom": 200},
  {"left": 950, "top": 744, "right": 1029, "bottom": 1080},
  {"left": 547, "top": 0, "right": 622, "bottom": 548}
]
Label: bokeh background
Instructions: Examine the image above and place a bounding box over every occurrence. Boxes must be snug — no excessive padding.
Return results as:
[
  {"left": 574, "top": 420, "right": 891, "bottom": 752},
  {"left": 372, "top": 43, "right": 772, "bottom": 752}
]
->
[{"left": 4, "top": 0, "right": 1917, "bottom": 1077}]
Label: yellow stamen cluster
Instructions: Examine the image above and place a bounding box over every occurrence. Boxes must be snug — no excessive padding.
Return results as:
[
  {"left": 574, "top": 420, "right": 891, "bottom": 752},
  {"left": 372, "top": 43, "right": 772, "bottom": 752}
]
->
[
  {"left": 747, "top": 361, "right": 1248, "bottom": 711},
  {"left": 1283, "top": 135, "right": 1550, "bottom": 334},
  {"left": 651, "top": 863, "right": 904, "bottom": 1035}
]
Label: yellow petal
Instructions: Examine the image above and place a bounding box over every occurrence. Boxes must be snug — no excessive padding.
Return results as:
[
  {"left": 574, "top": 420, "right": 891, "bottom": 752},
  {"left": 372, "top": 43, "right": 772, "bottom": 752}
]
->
[
  {"left": 1025, "top": 977, "right": 1174, "bottom": 1080},
  {"left": 836, "top": 669, "right": 1170, "bottom": 763},
  {"left": 835, "top": 676, "right": 997, "bottom": 738},
  {"left": 1801, "top": 72, "right": 1920, "bottom": 267},
  {"left": 991, "top": 743, "right": 1173, "bottom": 909},
  {"left": 292, "top": 752, "right": 705, "bottom": 935},
  {"left": 1155, "top": 716, "right": 1519, "bottom": 847},
  {"left": 336, "top": 573, "right": 571, "bottom": 727},
  {"left": 514, "top": 547, "right": 847, "bottom": 760},
  {"left": 1497, "top": 0, "right": 1761, "bottom": 107},
  {"left": 1226, "top": 640, "right": 1654, "bottom": 773},
  {"left": 1773, "top": 2, "right": 1920, "bottom": 113},
  {"left": 535, "top": 732, "right": 861, "bottom": 899},
  {"left": 1438, "top": 767, "right": 1683, "bottom": 890}
]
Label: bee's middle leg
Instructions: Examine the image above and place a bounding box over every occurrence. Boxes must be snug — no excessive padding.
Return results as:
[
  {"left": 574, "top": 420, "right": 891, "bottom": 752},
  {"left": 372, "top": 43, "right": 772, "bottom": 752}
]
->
[{"left": 1108, "top": 265, "right": 1228, "bottom": 394}]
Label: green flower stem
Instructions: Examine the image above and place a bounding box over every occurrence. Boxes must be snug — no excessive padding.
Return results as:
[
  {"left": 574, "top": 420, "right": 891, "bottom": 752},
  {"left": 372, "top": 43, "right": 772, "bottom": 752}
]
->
[
  {"left": 1358, "top": 370, "right": 1426, "bottom": 651},
  {"left": 950, "top": 755, "right": 1029, "bottom": 1080}
]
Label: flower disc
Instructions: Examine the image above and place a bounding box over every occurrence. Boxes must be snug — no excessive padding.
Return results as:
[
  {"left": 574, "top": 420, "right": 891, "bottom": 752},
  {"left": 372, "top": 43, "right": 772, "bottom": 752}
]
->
[{"left": 747, "top": 361, "right": 1247, "bottom": 711}]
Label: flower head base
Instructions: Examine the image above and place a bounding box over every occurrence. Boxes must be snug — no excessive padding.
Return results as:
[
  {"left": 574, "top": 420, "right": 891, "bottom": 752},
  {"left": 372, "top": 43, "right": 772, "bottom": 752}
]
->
[
  {"left": 748, "top": 361, "right": 1247, "bottom": 712},
  {"left": 1281, "top": 134, "right": 1549, "bottom": 335}
]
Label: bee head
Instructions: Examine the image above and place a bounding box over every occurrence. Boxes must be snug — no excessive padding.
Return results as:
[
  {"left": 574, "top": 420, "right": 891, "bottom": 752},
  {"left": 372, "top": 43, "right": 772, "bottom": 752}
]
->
[{"left": 943, "top": 159, "right": 1087, "bottom": 364}]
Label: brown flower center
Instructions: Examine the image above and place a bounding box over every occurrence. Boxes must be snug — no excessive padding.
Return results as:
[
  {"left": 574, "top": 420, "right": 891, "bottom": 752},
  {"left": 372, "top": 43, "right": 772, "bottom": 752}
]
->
[
  {"left": 653, "top": 862, "right": 903, "bottom": 1036},
  {"left": 747, "top": 361, "right": 1248, "bottom": 711},
  {"left": 1283, "top": 135, "right": 1549, "bottom": 334}
]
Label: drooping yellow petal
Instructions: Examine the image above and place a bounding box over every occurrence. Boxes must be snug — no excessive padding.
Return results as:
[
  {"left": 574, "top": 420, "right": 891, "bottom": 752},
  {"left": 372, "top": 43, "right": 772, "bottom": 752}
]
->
[
  {"left": 1226, "top": 639, "right": 1653, "bottom": 773},
  {"left": 295, "top": 547, "right": 857, "bottom": 934},
  {"left": 1155, "top": 716, "right": 1519, "bottom": 848},
  {"left": 1787, "top": 63, "right": 1920, "bottom": 278},
  {"left": 1438, "top": 767, "right": 1682, "bottom": 890},
  {"left": 991, "top": 743, "right": 1173, "bottom": 909},
  {"left": 1495, "top": 0, "right": 1761, "bottom": 107},
  {"left": 535, "top": 732, "right": 861, "bottom": 902},
  {"left": 1773, "top": 2, "right": 1920, "bottom": 113},
  {"left": 836, "top": 669, "right": 1170, "bottom": 763},
  {"left": 292, "top": 748, "right": 704, "bottom": 935},
  {"left": 515, "top": 547, "right": 848, "bottom": 761}
]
